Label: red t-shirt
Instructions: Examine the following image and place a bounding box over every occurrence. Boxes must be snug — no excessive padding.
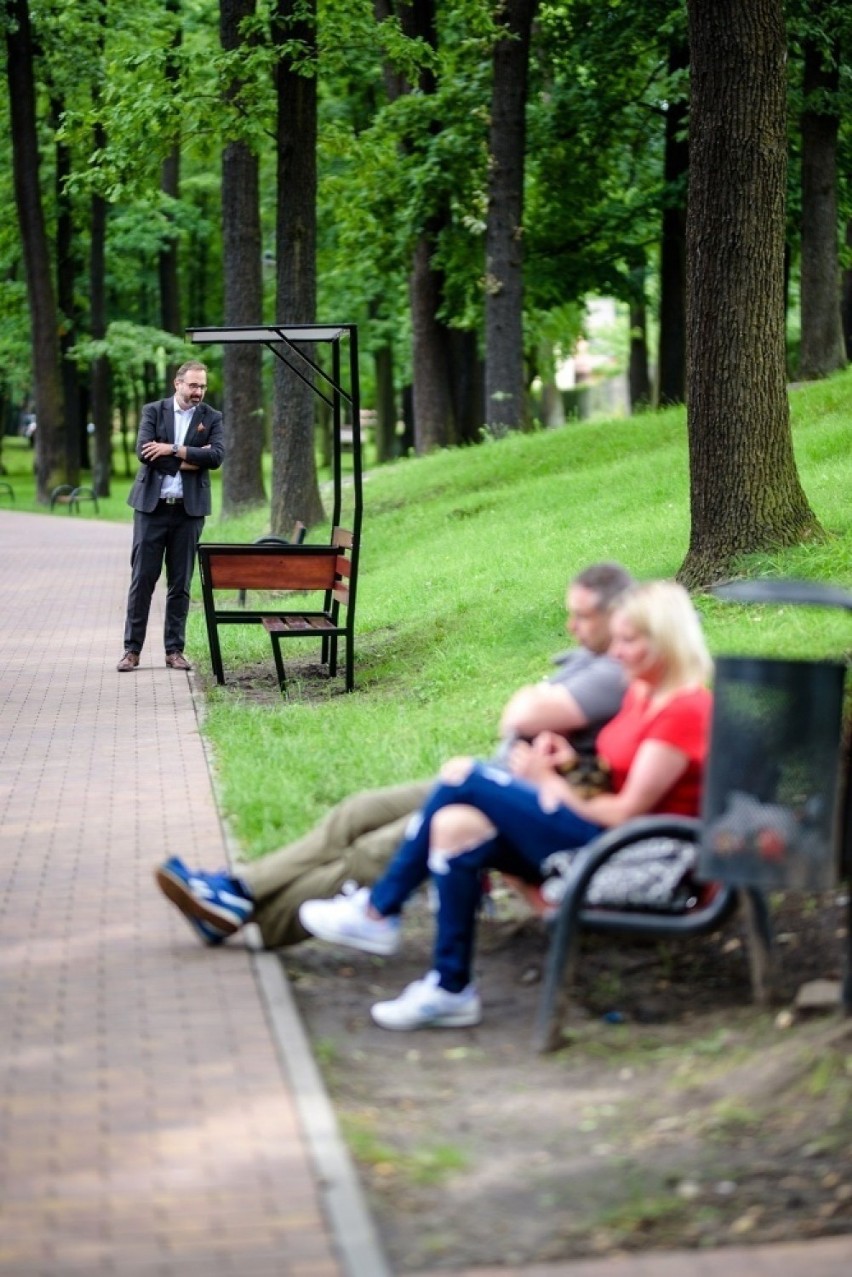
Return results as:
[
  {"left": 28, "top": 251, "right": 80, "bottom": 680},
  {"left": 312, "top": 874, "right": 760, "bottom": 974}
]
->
[{"left": 595, "top": 684, "right": 712, "bottom": 816}]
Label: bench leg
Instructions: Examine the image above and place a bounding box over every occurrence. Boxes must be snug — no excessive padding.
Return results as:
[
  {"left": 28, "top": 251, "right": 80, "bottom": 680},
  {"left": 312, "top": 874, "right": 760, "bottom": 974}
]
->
[
  {"left": 844, "top": 885, "right": 852, "bottom": 1016},
  {"left": 344, "top": 633, "right": 354, "bottom": 692},
  {"left": 534, "top": 890, "right": 585, "bottom": 1053},
  {"left": 268, "top": 633, "right": 287, "bottom": 695},
  {"left": 739, "top": 888, "right": 775, "bottom": 1007}
]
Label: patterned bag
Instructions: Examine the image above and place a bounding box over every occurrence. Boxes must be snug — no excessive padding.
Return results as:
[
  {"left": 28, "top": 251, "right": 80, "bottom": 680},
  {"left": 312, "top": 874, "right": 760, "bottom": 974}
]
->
[{"left": 541, "top": 837, "right": 700, "bottom": 913}]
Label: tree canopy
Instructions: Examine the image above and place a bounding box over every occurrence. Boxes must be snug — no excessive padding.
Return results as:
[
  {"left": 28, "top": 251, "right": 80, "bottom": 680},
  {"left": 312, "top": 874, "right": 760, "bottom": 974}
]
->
[{"left": 1, "top": 0, "right": 849, "bottom": 578}]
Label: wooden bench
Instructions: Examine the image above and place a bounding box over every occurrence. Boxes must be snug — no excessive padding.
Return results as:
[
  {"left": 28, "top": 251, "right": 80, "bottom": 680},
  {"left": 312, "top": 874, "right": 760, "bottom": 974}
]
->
[
  {"left": 197, "top": 528, "right": 357, "bottom": 693},
  {"left": 533, "top": 815, "right": 772, "bottom": 1052}
]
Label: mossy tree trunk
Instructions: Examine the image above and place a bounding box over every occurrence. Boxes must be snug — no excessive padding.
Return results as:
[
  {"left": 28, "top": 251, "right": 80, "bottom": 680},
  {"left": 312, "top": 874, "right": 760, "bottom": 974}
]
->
[
  {"left": 271, "top": 0, "right": 325, "bottom": 533},
  {"left": 680, "top": 0, "right": 824, "bottom": 589},
  {"left": 798, "top": 35, "right": 845, "bottom": 380},
  {"left": 657, "top": 36, "right": 689, "bottom": 408},
  {"left": 220, "top": 0, "right": 266, "bottom": 516},
  {"left": 484, "top": 0, "right": 537, "bottom": 437},
  {"left": 5, "top": 0, "right": 64, "bottom": 502}
]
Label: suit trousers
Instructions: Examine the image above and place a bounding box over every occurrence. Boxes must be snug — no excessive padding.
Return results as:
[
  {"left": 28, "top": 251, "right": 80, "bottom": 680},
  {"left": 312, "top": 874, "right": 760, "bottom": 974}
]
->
[{"left": 123, "top": 501, "right": 205, "bottom": 654}]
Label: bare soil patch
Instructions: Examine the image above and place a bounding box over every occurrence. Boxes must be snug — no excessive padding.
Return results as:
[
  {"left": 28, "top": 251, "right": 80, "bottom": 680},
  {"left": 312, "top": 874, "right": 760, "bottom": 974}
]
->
[{"left": 281, "top": 888, "right": 852, "bottom": 1272}]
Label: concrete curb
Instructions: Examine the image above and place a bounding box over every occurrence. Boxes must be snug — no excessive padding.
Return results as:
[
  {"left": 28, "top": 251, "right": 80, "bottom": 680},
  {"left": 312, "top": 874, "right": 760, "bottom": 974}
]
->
[
  {"left": 189, "top": 674, "right": 392, "bottom": 1277},
  {"left": 253, "top": 948, "right": 394, "bottom": 1277}
]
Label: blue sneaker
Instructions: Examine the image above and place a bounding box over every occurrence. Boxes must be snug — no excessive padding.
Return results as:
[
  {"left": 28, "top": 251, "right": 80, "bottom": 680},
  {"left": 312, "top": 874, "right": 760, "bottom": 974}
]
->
[
  {"left": 155, "top": 856, "right": 255, "bottom": 939},
  {"left": 182, "top": 912, "right": 231, "bottom": 947}
]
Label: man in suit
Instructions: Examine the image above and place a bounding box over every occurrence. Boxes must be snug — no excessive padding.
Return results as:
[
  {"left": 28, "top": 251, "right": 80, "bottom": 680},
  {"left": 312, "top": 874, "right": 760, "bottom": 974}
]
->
[{"left": 117, "top": 361, "right": 225, "bottom": 672}]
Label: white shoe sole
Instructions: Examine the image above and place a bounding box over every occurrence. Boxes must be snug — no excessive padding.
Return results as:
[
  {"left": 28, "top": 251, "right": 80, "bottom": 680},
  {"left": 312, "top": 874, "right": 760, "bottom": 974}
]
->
[
  {"left": 300, "top": 912, "right": 400, "bottom": 957},
  {"left": 370, "top": 1001, "right": 482, "bottom": 1031}
]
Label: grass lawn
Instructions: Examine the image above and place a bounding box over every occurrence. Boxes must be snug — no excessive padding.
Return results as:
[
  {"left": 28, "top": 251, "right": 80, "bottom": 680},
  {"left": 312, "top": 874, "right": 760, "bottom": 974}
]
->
[{"left": 3, "top": 370, "right": 851, "bottom": 861}]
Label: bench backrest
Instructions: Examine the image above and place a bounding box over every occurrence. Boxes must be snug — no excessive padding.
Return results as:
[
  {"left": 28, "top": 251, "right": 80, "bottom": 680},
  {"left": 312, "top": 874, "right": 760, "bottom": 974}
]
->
[{"left": 199, "top": 530, "right": 353, "bottom": 608}]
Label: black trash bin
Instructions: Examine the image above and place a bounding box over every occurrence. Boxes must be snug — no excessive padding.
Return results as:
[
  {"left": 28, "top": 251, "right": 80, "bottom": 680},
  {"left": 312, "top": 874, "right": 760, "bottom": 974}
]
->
[
  {"left": 699, "top": 655, "right": 846, "bottom": 892},
  {"left": 699, "top": 578, "right": 852, "bottom": 1013}
]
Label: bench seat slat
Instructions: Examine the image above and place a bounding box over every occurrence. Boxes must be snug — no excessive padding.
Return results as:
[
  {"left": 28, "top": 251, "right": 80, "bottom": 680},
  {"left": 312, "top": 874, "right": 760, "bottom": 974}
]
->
[{"left": 263, "top": 615, "right": 337, "bottom": 633}]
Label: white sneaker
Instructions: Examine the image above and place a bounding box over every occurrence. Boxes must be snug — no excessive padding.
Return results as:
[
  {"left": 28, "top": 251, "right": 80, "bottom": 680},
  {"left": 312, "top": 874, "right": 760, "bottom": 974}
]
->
[
  {"left": 298, "top": 886, "right": 401, "bottom": 956},
  {"left": 370, "top": 971, "right": 482, "bottom": 1030}
]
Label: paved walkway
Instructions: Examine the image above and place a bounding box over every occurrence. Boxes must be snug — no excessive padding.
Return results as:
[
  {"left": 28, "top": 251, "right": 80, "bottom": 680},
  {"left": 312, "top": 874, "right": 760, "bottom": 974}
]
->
[{"left": 0, "top": 509, "right": 849, "bottom": 1277}]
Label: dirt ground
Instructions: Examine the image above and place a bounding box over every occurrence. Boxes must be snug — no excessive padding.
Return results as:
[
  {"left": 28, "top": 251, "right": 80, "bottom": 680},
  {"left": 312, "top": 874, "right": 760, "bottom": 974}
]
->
[{"left": 280, "top": 886, "right": 852, "bottom": 1272}]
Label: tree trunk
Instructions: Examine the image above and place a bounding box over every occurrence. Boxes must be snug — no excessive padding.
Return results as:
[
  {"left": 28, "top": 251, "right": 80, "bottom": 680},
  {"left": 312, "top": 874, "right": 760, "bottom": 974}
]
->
[
  {"left": 220, "top": 0, "right": 266, "bottom": 515},
  {"left": 484, "top": 0, "right": 538, "bottom": 436},
  {"left": 680, "top": 0, "right": 823, "bottom": 589},
  {"left": 798, "top": 36, "right": 845, "bottom": 380},
  {"left": 271, "top": 0, "right": 324, "bottom": 533},
  {"left": 657, "top": 37, "right": 689, "bottom": 407},
  {"left": 159, "top": 146, "right": 182, "bottom": 338},
  {"left": 159, "top": 0, "right": 182, "bottom": 356},
  {"left": 373, "top": 341, "right": 397, "bottom": 463},
  {"left": 841, "top": 219, "right": 852, "bottom": 360},
  {"left": 52, "top": 97, "right": 83, "bottom": 485},
  {"left": 628, "top": 304, "right": 652, "bottom": 413},
  {"left": 409, "top": 236, "right": 453, "bottom": 452},
  {"left": 90, "top": 115, "right": 112, "bottom": 498},
  {"left": 378, "top": 0, "right": 456, "bottom": 454},
  {"left": 627, "top": 252, "right": 652, "bottom": 411},
  {"left": 5, "top": 0, "right": 64, "bottom": 501},
  {"left": 448, "top": 328, "right": 485, "bottom": 444}
]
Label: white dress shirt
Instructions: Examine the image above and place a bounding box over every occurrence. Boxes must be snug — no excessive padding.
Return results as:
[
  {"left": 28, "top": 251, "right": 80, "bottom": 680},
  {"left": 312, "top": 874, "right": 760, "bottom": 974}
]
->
[{"left": 160, "top": 398, "right": 195, "bottom": 500}]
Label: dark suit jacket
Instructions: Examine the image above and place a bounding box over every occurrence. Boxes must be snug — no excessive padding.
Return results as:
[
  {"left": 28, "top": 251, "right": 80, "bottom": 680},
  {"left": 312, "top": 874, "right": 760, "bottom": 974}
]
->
[{"left": 127, "top": 398, "right": 225, "bottom": 517}]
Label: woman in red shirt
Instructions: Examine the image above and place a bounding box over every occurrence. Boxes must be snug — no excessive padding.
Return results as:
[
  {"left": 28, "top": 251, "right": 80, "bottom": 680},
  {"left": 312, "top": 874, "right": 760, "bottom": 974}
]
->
[{"left": 300, "top": 580, "right": 713, "bottom": 1030}]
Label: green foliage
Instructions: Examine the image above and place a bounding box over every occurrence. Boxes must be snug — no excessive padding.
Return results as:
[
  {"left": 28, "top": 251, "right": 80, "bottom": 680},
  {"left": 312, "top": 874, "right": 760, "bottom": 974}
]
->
[{"left": 69, "top": 321, "right": 196, "bottom": 400}]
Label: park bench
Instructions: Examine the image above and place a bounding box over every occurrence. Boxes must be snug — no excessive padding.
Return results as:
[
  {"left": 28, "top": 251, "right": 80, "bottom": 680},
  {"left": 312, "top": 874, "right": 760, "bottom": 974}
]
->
[
  {"left": 50, "top": 484, "right": 100, "bottom": 514},
  {"left": 0, "top": 480, "right": 14, "bottom": 504},
  {"left": 197, "top": 527, "right": 358, "bottom": 694}
]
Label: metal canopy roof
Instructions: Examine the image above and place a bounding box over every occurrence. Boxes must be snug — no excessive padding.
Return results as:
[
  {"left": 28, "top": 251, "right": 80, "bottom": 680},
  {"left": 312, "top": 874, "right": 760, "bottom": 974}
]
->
[
  {"left": 186, "top": 325, "right": 353, "bottom": 344},
  {"left": 185, "top": 321, "right": 363, "bottom": 543}
]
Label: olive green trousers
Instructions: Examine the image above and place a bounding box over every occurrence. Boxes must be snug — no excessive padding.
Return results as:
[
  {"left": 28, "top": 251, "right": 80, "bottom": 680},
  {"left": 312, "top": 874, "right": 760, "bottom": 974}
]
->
[{"left": 239, "top": 780, "right": 432, "bottom": 948}]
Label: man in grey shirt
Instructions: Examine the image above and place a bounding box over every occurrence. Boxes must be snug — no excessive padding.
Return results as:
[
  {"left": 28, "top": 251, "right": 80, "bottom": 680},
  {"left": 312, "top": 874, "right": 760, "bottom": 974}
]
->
[{"left": 154, "top": 562, "right": 632, "bottom": 947}]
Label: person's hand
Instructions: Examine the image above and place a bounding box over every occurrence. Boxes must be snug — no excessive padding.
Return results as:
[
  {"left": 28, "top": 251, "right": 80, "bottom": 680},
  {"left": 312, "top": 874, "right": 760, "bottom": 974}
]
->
[
  {"left": 439, "top": 755, "right": 475, "bottom": 785},
  {"left": 509, "top": 732, "right": 576, "bottom": 780},
  {"left": 530, "top": 730, "right": 577, "bottom": 769},
  {"left": 140, "top": 440, "right": 173, "bottom": 461}
]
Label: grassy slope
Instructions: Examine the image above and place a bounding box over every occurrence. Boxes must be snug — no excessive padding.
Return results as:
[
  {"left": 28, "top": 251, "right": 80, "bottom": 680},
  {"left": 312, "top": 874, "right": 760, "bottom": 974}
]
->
[{"left": 196, "top": 370, "right": 852, "bottom": 859}]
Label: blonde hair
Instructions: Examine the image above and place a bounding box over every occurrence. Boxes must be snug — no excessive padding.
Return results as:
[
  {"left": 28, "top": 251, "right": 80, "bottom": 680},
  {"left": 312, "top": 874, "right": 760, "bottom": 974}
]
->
[{"left": 614, "top": 580, "right": 713, "bottom": 690}]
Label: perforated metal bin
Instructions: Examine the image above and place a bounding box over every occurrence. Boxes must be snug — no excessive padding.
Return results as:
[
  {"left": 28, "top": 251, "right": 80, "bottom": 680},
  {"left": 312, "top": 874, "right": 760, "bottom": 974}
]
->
[{"left": 699, "top": 655, "right": 847, "bottom": 892}]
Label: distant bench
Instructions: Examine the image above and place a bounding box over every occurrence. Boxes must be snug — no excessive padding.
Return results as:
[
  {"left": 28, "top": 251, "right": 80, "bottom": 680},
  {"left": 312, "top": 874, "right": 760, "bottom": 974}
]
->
[
  {"left": 197, "top": 528, "right": 357, "bottom": 694},
  {"left": 50, "top": 484, "right": 99, "bottom": 514}
]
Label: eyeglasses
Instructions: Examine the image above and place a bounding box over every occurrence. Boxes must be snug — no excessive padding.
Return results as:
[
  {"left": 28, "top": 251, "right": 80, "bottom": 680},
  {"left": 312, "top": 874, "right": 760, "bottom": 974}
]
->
[{"left": 179, "top": 380, "right": 207, "bottom": 392}]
